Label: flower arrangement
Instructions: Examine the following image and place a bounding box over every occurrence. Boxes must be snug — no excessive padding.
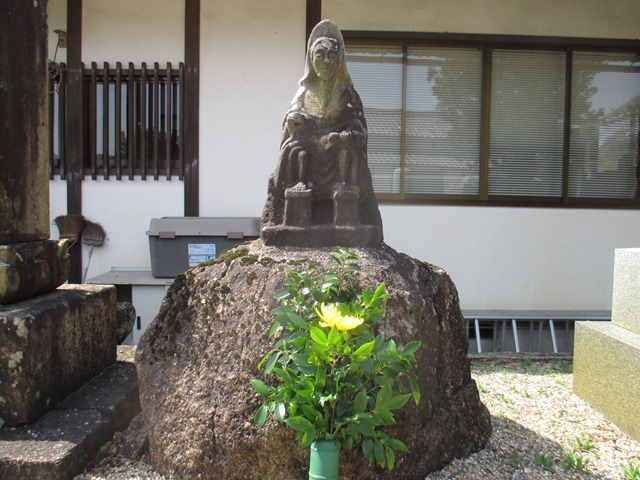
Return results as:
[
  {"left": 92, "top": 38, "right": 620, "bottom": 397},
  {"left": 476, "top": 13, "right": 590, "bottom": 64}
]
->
[{"left": 251, "top": 248, "right": 421, "bottom": 471}]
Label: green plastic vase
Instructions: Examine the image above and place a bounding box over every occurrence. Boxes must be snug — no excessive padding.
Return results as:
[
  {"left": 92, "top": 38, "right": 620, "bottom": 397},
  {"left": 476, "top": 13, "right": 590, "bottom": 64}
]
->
[{"left": 308, "top": 439, "right": 340, "bottom": 480}]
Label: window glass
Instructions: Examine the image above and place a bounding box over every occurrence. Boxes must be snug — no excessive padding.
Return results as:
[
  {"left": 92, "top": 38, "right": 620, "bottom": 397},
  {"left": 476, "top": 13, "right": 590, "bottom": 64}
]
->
[
  {"left": 405, "top": 47, "right": 482, "bottom": 195},
  {"left": 569, "top": 52, "right": 640, "bottom": 198},
  {"left": 346, "top": 45, "right": 404, "bottom": 193},
  {"left": 489, "top": 50, "right": 566, "bottom": 197}
]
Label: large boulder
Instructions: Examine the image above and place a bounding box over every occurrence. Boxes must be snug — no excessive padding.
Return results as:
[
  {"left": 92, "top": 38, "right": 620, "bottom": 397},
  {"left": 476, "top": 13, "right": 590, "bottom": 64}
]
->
[{"left": 136, "top": 242, "right": 491, "bottom": 479}]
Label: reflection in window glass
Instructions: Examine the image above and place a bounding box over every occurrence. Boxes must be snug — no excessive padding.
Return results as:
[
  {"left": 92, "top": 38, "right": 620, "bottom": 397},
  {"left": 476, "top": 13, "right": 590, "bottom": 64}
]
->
[
  {"left": 569, "top": 53, "right": 640, "bottom": 198},
  {"left": 405, "top": 47, "right": 482, "bottom": 195},
  {"left": 346, "top": 45, "right": 403, "bottom": 193},
  {"left": 489, "top": 50, "right": 566, "bottom": 197}
]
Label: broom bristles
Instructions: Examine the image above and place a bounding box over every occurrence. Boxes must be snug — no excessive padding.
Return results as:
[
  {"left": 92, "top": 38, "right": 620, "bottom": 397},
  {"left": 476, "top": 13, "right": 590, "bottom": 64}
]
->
[
  {"left": 82, "top": 220, "right": 107, "bottom": 247},
  {"left": 54, "top": 214, "right": 85, "bottom": 240}
]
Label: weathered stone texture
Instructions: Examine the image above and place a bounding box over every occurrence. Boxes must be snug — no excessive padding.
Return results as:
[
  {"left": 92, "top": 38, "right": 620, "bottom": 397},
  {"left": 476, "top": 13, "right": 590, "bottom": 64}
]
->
[
  {"left": 573, "top": 322, "right": 640, "bottom": 441},
  {"left": 0, "top": 284, "right": 117, "bottom": 427},
  {"left": 0, "top": 0, "right": 50, "bottom": 244},
  {"left": 611, "top": 248, "right": 640, "bottom": 334},
  {"left": 136, "top": 242, "right": 491, "bottom": 479},
  {"left": 0, "top": 240, "right": 70, "bottom": 305}
]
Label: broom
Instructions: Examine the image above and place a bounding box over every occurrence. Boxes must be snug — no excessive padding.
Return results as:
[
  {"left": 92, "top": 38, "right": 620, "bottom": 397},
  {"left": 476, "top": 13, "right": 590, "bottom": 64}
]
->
[
  {"left": 54, "top": 214, "right": 85, "bottom": 245},
  {"left": 82, "top": 220, "right": 107, "bottom": 283}
]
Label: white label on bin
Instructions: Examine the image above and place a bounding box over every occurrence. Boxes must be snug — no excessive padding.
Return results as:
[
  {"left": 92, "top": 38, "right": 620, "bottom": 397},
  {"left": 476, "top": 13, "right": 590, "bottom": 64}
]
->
[{"left": 188, "top": 243, "right": 217, "bottom": 267}]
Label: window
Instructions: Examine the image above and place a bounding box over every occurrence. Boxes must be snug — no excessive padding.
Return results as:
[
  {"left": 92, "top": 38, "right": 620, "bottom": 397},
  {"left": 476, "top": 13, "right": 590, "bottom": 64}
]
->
[
  {"left": 345, "top": 36, "right": 640, "bottom": 207},
  {"left": 49, "top": 61, "right": 184, "bottom": 180}
]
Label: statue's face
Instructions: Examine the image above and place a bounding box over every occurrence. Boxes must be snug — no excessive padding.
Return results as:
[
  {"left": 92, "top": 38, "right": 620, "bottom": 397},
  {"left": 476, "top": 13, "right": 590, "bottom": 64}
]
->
[{"left": 311, "top": 38, "right": 341, "bottom": 80}]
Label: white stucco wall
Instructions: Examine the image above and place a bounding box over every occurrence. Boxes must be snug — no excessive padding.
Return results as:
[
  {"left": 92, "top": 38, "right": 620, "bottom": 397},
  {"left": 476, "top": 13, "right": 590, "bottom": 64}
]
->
[
  {"left": 381, "top": 206, "right": 639, "bottom": 310},
  {"left": 323, "top": 0, "right": 640, "bottom": 39},
  {"left": 198, "top": 0, "right": 306, "bottom": 217}
]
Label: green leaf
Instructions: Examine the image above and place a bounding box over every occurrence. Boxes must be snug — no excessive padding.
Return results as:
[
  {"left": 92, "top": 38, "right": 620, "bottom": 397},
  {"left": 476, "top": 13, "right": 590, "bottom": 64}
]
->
[
  {"left": 285, "top": 416, "right": 314, "bottom": 432},
  {"left": 327, "top": 326, "right": 340, "bottom": 345},
  {"left": 362, "top": 437, "right": 374, "bottom": 462},
  {"left": 301, "top": 427, "right": 317, "bottom": 448},
  {"left": 401, "top": 340, "right": 421, "bottom": 355},
  {"left": 362, "top": 287, "right": 373, "bottom": 307},
  {"left": 288, "top": 312, "right": 308, "bottom": 328},
  {"left": 309, "top": 325, "right": 327, "bottom": 345},
  {"left": 264, "top": 351, "right": 280, "bottom": 375},
  {"left": 354, "top": 387, "right": 368, "bottom": 414},
  {"left": 385, "top": 445, "right": 395, "bottom": 471},
  {"left": 354, "top": 340, "right": 376, "bottom": 358},
  {"left": 375, "top": 384, "right": 393, "bottom": 409},
  {"left": 374, "top": 440, "right": 386, "bottom": 468},
  {"left": 384, "top": 393, "right": 411, "bottom": 411},
  {"left": 250, "top": 379, "right": 270, "bottom": 398},
  {"left": 409, "top": 376, "right": 421, "bottom": 405},
  {"left": 290, "top": 353, "right": 309, "bottom": 367},
  {"left": 254, "top": 405, "right": 268, "bottom": 427},
  {"left": 273, "top": 289, "right": 290, "bottom": 300},
  {"left": 267, "top": 321, "right": 281, "bottom": 338},
  {"left": 274, "top": 403, "right": 286, "bottom": 422},
  {"left": 381, "top": 437, "right": 409, "bottom": 453}
]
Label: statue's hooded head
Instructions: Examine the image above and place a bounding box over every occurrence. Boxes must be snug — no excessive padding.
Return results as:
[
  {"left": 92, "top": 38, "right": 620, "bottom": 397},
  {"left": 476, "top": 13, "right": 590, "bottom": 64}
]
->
[{"left": 300, "top": 20, "right": 352, "bottom": 88}]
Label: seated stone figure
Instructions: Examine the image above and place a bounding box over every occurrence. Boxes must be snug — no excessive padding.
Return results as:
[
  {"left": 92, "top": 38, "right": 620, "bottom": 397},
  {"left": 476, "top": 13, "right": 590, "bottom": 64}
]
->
[{"left": 261, "top": 20, "right": 382, "bottom": 247}]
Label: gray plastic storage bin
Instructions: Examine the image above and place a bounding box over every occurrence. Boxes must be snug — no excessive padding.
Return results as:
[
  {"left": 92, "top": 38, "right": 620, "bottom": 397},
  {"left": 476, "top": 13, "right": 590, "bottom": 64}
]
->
[{"left": 146, "top": 217, "right": 260, "bottom": 278}]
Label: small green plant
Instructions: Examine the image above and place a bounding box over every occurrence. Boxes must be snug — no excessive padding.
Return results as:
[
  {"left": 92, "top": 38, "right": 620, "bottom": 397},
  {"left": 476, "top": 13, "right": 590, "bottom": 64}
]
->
[
  {"left": 477, "top": 382, "right": 486, "bottom": 393},
  {"left": 557, "top": 360, "right": 572, "bottom": 374},
  {"left": 251, "top": 248, "right": 421, "bottom": 471},
  {"left": 622, "top": 462, "right": 640, "bottom": 480},
  {"left": 561, "top": 447, "right": 590, "bottom": 472},
  {"left": 534, "top": 451, "right": 555, "bottom": 472},
  {"left": 499, "top": 394, "right": 514, "bottom": 405},
  {"left": 571, "top": 434, "right": 599, "bottom": 458},
  {"left": 511, "top": 451, "right": 528, "bottom": 467},
  {"left": 522, "top": 390, "right": 532, "bottom": 399},
  {"left": 521, "top": 357, "right": 532, "bottom": 369}
]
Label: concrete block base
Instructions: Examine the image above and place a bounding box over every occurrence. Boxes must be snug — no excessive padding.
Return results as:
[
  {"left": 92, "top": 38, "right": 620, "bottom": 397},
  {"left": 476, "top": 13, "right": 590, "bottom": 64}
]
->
[
  {"left": 573, "top": 321, "right": 640, "bottom": 441},
  {"left": 0, "top": 356, "right": 140, "bottom": 479},
  {"left": 0, "top": 284, "right": 116, "bottom": 426}
]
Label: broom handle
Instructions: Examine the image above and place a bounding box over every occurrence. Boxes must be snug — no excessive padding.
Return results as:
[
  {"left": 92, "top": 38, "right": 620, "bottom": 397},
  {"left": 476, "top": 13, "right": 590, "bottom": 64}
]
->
[{"left": 82, "top": 245, "right": 95, "bottom": 283}]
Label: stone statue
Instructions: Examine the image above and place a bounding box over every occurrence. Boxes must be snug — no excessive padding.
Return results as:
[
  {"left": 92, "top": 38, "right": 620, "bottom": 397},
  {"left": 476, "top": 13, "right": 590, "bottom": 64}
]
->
[{"left": 261, "top": 20, "right": 382, "bottom": 247}]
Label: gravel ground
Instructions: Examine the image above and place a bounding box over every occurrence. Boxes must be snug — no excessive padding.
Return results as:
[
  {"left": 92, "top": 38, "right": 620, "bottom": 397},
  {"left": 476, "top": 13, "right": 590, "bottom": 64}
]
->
[{"left": 75, "top": 357, "right": 640, "bottom": 480}]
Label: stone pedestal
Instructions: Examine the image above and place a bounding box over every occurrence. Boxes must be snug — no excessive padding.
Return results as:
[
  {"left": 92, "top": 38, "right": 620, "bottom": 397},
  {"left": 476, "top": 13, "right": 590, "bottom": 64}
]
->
[
  {"left": 0, "top": 241, "right": 70, "bottom": 304},
  {"left": 0, "top": 284, "right": 117, "bottom": 427},
  {"left": 574, "top": 248, "right": 640, "bottom": 441},
  {"left": 284, "top": 184, "right": 313, "bottom": 227},
  {"left": 333, "top": 186, "right": 359, "bottom": 226}
]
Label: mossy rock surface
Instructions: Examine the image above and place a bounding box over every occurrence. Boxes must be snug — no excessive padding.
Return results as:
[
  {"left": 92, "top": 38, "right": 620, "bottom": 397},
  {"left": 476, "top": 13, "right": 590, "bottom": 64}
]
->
[{"left": 136, "top": 241, "right": 491, "bottom": 479}]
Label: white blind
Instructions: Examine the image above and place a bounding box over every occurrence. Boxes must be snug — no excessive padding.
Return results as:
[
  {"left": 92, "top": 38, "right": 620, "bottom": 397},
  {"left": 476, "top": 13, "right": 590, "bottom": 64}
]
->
[
  {"left": 569, "top": 52, "right": 640, "bottom": 199},
  {"left": 346, "top": 45, "right": 404, "bottom": 193},
  {"left": 404, "top": 47, "right": 482, "bottom": 195},
  {"left": 489, "top": 50, "right": 566, "bottom": 197}
]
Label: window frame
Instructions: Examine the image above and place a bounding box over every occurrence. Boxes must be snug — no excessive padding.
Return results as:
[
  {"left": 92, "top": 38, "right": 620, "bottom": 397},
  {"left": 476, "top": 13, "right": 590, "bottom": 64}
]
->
[{"left": 344, "top": 31, "right": 640, "bottom": 209}]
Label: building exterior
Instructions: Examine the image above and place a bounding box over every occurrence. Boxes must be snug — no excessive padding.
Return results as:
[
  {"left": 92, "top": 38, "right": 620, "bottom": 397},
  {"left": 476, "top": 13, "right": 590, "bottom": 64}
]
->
[{"left": 47, "top": 0, "right": 640, "bottom": 313}]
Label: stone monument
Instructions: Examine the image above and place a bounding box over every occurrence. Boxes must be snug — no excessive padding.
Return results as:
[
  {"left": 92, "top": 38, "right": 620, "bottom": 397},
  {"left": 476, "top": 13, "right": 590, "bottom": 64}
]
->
[
  {"left": 261, "top": 20, "right": 382, "bottom": 248},
  {"left": 574, "top": 248, "right": 640, "bottom": 441},
  {"left": 137, "top": 20, "right": 491, "bottom": 479},
  {"left": 0, "top": 3, "right": 128, "bottom": 478}
]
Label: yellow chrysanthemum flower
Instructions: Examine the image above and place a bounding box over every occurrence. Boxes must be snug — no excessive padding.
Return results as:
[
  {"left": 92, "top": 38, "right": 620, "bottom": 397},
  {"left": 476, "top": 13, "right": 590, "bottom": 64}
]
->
[{"left": 316, "top": 304, "right": 364, "bottom": 331}]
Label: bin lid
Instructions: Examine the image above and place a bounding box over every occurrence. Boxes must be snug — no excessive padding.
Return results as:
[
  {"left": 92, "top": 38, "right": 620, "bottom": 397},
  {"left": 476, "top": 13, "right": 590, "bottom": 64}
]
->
[{"left": 146, "top": 217, "right": 261, "bottom": 237}]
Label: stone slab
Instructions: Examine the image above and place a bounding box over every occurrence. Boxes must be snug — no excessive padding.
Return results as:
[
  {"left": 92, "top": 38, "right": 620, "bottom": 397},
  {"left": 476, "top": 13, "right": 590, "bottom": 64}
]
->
[
  {"left": 59, "top": 361, "right": 140, "bottom": 432},
  {"left": 0, "top": 284, "right": 117, "bottom": 426},
  {"left": 573, "top": 321, "right": 640, "bottom": 441},
  {"left": 0, "top": 357, "right": 140, "bottom": 479},
  {"left": 0, "top": 240, "right": 70, "bottom": 305},
  {"left": 612, "top": 248, "right": 640, "bottom": 334},
  {"left": 261, "top": 224, "right": 382, "bottom": 248},
  {"left": 0, "top": 409, "right": 113, "bottom": 480}
]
